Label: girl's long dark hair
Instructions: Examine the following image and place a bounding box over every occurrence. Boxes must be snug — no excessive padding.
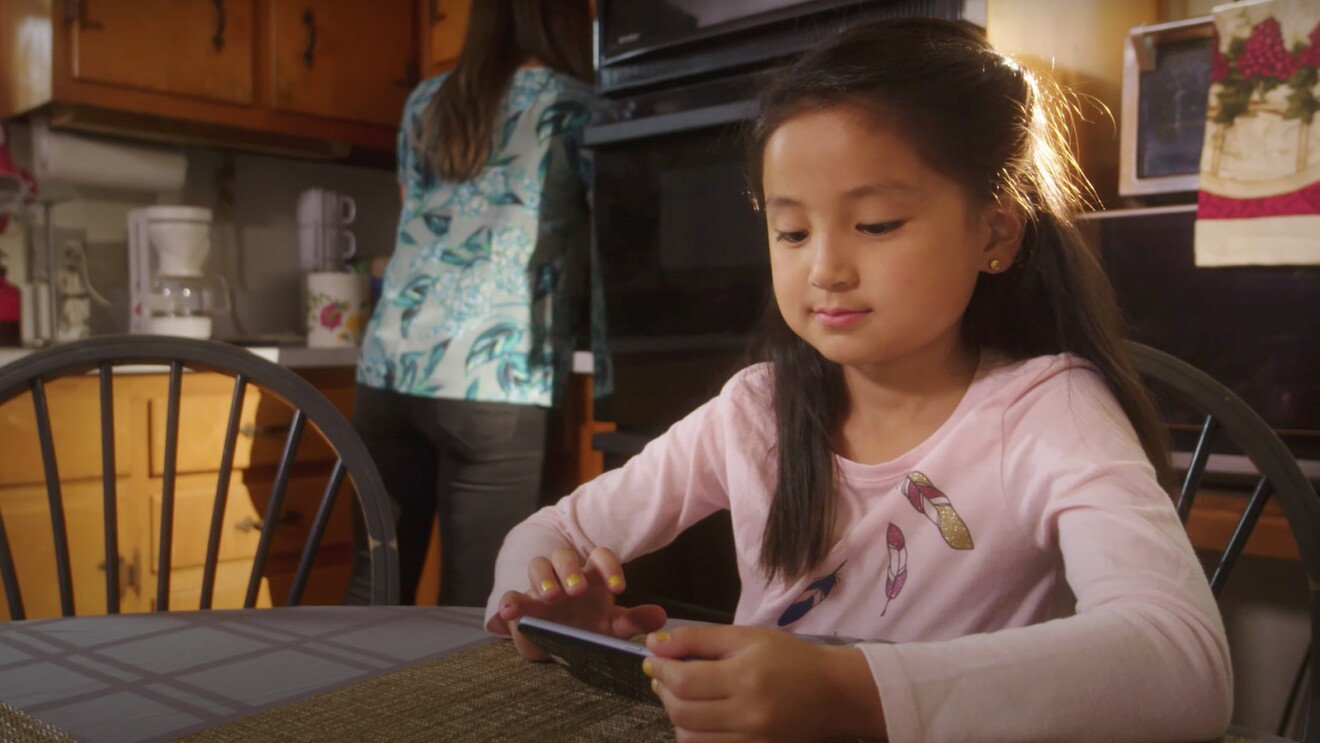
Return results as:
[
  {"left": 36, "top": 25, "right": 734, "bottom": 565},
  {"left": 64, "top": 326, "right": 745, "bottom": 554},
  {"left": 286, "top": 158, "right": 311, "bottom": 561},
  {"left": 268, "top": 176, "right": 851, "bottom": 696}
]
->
[
  {"left": 418, "top": 0, "right": 592, "bottom": 182},
  {"left": 747, "top": 17, "right": 1172, "bottom": 581}
]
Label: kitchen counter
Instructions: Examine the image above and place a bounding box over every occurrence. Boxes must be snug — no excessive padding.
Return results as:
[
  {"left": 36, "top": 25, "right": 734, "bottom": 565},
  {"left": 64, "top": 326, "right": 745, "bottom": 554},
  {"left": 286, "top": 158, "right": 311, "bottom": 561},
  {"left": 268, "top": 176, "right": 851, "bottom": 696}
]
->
[
  {"left": 0, "top": 342, "right": 360, "bottom": 372},
  {"left": 0, "top": 344, "right": 595, "bottom": 374}
]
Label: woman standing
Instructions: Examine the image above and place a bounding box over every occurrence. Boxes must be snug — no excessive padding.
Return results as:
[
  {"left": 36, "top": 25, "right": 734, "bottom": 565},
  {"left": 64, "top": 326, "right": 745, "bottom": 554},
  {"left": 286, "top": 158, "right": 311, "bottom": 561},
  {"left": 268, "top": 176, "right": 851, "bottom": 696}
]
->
[{"left": 351, "top": 0, "right": 596, "bottom": 607}]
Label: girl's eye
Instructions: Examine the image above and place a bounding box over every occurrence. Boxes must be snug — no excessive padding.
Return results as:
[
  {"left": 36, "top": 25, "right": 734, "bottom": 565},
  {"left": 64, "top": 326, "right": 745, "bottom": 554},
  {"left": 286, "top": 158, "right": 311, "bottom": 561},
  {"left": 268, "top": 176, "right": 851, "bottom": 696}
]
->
[
  {"left": 775, "top": 230, "right": 809, "bottom": 244},
  {"left": 857, "top": 221, "right": 904, "bottom": 236}
]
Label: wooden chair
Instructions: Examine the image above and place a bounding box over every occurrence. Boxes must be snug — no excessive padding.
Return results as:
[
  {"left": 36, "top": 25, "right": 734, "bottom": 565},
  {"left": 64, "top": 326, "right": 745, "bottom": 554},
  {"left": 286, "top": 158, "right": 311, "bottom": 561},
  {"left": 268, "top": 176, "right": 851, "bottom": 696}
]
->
[
  {"left": 0, "top": 335, "right": 399, "bottom": 619},
  {"left": 1129, "top": 341, "right": 1320, "bottom": 742}
]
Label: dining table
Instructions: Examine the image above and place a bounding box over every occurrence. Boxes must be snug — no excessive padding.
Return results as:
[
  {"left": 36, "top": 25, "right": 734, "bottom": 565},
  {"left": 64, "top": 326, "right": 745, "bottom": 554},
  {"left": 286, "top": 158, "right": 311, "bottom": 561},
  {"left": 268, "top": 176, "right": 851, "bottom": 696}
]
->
[{"left": 0, "top": 605, "right": 1298, "bottom": 742}]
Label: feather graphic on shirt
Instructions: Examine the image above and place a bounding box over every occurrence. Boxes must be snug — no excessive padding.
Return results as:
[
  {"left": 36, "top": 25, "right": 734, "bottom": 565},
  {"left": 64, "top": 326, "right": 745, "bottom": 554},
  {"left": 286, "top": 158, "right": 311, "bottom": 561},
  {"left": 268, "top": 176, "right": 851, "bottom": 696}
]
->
[
  {"left": 881, "top": 523, "right": 907, "bottom": 617},
  {"left": 900, "top": 472, "right": 973, "bottom": 550},
  {"left": 776, "top": 561, "right": 846, "bottom": 627}
]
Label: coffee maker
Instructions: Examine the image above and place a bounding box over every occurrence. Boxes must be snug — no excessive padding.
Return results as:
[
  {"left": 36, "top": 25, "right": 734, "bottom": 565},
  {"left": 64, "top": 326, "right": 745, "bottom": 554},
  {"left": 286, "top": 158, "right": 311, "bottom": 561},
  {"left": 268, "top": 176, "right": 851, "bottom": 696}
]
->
[{"left": 127, "top": 206, "right": 227, "bottom": 339}]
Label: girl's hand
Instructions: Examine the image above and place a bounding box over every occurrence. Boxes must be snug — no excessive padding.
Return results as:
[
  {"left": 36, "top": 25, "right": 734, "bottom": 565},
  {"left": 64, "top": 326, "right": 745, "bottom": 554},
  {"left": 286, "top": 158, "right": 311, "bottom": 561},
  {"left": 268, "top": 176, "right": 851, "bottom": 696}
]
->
[
  {"left": 486, "top": 545, "right": 667, "bottom": 660},
  {"left": 644, "top": 625, "right": 886, "bottom": 742}
]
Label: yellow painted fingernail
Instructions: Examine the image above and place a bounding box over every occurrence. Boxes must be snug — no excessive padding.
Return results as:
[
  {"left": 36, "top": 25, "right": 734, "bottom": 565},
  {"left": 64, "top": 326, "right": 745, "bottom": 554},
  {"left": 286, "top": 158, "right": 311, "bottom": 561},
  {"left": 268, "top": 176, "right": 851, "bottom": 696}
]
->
[
  {"left": 652, "top": 631, "right": 669, "bottom": 643},
  {"left": 565, "top": 574, "right": 584, "bottom": 588},
  {"left": 642, "top": 659, "right": 653, "bottom": 677},
  {"left": 607, "top": 574, "right": 624, "bottom": 589},
  {"left": 651, "top": 678, "right": 659, "bottom": 694},
  {"left": 539, "top": 579, "right": 555, "bottom": 593}
]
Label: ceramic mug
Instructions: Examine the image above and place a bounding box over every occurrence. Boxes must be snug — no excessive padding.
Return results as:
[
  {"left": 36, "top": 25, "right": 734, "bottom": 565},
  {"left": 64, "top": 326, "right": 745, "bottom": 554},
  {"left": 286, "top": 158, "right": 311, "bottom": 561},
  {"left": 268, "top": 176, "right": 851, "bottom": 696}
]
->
[{"left": 306, "top": 272, "right": 369, "bottom": 348}]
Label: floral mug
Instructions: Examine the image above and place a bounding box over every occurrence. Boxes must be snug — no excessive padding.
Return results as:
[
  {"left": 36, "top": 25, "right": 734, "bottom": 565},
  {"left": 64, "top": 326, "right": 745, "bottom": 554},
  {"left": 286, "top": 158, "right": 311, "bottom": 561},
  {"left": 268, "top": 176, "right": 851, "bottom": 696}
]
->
[{"left": 306, "top": 272, "right": 369, "bottom": 348}]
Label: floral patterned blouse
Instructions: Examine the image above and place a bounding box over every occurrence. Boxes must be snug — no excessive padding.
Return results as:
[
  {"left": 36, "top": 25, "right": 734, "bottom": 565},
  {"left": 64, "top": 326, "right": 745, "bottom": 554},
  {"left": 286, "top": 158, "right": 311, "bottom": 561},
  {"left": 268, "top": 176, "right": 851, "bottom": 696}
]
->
[{"left": 358, "top": 68, "right": 607, "bottom": 406}]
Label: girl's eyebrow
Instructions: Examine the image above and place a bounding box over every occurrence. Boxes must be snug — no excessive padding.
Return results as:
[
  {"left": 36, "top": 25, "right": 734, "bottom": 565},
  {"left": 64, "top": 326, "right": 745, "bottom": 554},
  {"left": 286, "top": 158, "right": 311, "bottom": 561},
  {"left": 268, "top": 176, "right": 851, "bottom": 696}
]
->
[{"left": 765, "top": 180, "right": 920, "bottom": 209}]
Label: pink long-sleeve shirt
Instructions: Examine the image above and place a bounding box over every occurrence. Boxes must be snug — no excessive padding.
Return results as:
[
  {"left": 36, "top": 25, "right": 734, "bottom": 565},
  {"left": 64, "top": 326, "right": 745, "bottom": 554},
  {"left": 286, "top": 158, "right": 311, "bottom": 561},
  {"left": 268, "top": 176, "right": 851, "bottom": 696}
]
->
[{"left": 485, "top": 352, "right": 1233, "bottom": 741}]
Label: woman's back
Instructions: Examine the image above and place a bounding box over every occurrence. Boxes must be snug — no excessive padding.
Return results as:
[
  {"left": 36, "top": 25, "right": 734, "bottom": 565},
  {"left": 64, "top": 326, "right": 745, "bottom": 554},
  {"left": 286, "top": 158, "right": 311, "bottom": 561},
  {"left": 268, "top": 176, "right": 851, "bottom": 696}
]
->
[{"left": 359, "top": 68, "right": 594, "bottom": 405}]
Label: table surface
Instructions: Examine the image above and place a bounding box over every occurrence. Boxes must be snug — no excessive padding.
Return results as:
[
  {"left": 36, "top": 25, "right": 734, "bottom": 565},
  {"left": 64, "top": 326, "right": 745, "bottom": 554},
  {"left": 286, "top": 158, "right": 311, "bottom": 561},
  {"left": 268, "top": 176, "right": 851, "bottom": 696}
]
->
[
  {"left": 0, "top": 606, "right": 491, "bottom": 742},
  {"left": 0, "top": 606, "right": 1298, "bottom": 743}
]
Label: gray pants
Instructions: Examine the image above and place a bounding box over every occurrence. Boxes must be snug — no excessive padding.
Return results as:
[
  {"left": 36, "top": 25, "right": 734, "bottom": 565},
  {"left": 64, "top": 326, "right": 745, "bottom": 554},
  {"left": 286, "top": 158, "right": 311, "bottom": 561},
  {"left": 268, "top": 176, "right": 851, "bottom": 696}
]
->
[{"left": 346, "top": 384, "right": 548, "bottom": 607}]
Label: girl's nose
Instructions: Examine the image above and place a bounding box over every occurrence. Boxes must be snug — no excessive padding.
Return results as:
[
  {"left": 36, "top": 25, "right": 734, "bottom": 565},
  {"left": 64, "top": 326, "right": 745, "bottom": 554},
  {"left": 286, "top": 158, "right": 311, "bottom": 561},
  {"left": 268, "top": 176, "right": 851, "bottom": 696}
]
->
[{"left": 808, "top": 235, "right": 859, "bottom": 291}]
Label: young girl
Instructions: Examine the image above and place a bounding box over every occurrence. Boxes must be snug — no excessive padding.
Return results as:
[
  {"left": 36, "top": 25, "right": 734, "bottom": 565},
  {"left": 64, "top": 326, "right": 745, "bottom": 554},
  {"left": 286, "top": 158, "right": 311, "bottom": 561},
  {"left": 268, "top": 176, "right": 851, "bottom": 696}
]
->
[{"left": 485, "top": 17, "right": 1232, "bottom": 742}]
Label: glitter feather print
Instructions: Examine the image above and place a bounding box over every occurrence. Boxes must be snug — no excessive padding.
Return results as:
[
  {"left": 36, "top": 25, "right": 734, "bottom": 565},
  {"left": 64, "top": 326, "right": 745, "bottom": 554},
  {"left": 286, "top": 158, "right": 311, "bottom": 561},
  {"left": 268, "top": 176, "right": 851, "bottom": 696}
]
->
[
  {"left": 777, "top": 561, "right": 846, "bottom": 627},
  {"left": 900, "top": 471, "right": 973, "bottom": 550},
  {"left": 882, "top": 523, "right": 907, "bottom": 617}
]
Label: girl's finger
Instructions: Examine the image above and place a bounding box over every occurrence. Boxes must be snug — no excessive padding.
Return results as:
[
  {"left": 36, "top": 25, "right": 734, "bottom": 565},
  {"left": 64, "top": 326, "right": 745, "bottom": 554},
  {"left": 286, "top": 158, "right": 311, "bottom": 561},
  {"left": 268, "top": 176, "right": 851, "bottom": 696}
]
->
[
  {"left": 585, "top": 546, "right": 627, "bottom": 593},
  {"left": 485, "top": 590, "right": 528, "bottom": 634},
  {"left": 645, "top": 654, "right": 729, "bottom": 702},
  {"left": 509, "top": 618, "right": 550, "bottom": 661},
  {"left": 610, "top": 603, "right": 668, "bottom": 639},
  {"left": 550, "top": 546, "right": 588, "bottom": 595},
  {"left": 527, "top": 556, "right": 560, "bottom": 599},
  {"left": 651, "top": 679, "right": 740, "bottom": 734}
]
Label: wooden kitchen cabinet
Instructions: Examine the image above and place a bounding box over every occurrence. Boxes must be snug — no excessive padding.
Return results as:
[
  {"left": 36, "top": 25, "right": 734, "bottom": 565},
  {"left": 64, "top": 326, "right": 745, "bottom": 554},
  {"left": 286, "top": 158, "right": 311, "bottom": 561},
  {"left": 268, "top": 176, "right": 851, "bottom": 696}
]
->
[
  {"left": 0, "top": 366, "right": 359, "bottom": 620},
  {"left": 68, "top": 0, "right": 256, "bottom": 106},
  {"left": 0, "top": 0, "right": 419, "bottom": 162},
  {"left": 269, "top": 0, "right": 417, "bottom": 126}
]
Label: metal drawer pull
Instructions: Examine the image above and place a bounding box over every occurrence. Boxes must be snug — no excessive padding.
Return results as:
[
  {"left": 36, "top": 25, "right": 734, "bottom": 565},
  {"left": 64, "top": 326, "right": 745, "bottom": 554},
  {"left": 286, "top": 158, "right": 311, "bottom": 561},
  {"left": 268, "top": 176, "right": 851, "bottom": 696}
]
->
[
  {"left": 235, "top": 511, "right": 301, "bottom": 533},
  {"left": 240, "top": 423, "right": 292, "bottom": 437}
]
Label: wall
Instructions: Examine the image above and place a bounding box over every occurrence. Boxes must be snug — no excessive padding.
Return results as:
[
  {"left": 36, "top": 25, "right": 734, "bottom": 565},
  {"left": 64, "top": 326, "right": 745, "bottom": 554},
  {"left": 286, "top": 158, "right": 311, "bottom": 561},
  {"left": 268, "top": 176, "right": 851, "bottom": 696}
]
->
[{"left": 0, "top": 123, "right": 399, "bottom": 343}]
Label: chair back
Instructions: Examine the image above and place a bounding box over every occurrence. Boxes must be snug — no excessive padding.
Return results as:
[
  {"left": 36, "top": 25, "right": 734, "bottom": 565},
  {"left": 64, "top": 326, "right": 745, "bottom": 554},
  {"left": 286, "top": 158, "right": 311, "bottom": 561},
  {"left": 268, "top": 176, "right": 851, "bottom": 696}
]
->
[
  {"left": 1129, "top": 341, "right": 1320, "bottom": 741},
  {"left": 0, "top": 336, "right": 399, "bottom": 619}
]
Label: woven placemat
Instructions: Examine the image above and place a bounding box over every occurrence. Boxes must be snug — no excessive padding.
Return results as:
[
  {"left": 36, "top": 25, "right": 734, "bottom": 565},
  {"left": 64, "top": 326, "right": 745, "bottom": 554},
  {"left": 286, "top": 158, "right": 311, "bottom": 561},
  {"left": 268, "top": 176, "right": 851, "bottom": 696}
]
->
[
  {"left": 176, "top": 640, "right": 675, "bottom": 742},
  {"left": 0, "top": 699, "right": 78, "bottom": 743}
]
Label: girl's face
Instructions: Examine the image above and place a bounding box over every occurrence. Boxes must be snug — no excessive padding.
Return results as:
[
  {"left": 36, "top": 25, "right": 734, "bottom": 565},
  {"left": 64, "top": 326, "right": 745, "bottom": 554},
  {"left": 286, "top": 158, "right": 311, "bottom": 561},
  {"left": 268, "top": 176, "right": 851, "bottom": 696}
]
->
[{"left": 762, "top": 105, "right": 1019, "bottom": 372}]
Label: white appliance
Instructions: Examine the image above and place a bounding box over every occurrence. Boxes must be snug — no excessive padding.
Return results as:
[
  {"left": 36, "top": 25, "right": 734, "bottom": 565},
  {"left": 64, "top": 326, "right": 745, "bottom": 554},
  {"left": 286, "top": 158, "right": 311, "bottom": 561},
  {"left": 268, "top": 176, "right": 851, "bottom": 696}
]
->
[{"left": 128, "top": 205, "right": 228, "bottom": 339}]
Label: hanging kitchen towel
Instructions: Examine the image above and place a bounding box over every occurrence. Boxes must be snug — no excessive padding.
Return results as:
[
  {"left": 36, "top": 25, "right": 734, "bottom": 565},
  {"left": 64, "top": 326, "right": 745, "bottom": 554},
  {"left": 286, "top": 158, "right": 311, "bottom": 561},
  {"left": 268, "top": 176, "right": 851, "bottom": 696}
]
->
[{"left": 1195, "top": 0, "right": 1320, "bottom": 266}]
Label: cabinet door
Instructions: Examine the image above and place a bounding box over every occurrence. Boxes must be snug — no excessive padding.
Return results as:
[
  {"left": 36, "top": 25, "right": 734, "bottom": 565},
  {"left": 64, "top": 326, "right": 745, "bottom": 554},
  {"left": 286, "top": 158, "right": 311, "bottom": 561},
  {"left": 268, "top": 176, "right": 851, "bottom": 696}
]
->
[
  {"left": 0, "top": 481, "right": 138, "bottom": 620},
  {"left": 269, "top": 0, "right": 417, "bottom": 126},
  {"left": 69, "top": 0, "right": 256, "bottom": 105},
  {"left": 427, "top": 0, "right": 470, "bottom": 74}
]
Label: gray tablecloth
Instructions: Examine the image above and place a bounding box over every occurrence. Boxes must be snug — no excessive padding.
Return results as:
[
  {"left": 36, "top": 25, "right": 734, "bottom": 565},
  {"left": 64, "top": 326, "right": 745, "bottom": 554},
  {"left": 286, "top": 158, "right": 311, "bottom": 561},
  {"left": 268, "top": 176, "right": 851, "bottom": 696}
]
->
[{"left": 0, "top": 606, "right": 491, "bottom": 742}]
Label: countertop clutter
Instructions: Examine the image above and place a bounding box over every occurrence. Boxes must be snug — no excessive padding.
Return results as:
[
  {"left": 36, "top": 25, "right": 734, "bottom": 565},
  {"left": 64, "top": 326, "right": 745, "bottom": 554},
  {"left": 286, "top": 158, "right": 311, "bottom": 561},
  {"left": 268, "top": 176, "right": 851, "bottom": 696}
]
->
[
  {"left": 0, "top": 343, "right": 360, "bottom": 371},
  {"left": 0, "top": 345, "right": 595, "bottom": 374}
]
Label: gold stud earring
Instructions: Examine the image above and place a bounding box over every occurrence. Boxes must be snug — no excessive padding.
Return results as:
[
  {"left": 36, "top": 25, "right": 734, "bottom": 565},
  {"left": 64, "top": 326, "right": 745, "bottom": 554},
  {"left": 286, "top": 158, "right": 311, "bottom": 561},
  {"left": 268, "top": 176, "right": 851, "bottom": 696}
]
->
[{"left": 989, "top": 258, "right": 1003, "bottom": 272}]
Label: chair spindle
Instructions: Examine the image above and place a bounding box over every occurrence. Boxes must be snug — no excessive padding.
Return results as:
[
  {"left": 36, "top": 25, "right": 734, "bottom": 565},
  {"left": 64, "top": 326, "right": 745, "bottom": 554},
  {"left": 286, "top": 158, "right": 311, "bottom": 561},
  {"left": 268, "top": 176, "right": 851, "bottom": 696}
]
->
[
  {"left": 157, "top": 362, "right": 184, "bottom": 611},
  {"left": 1175, "top": 414, "right": 1219, "bottom": 523},
  {"left": 98, "top": 363, "right": 121, "bottom": 614},
  {"left": 32, "top": 379, "right": 75, "bottom": 617},
  {"left": 1208, "top": 475, "right": 1273, "bottom": 598},
  {"left": 288, "top": 458, "right": 347, "bottom": 606},
  {"left": 201, "top": 374, "right": 248, "bottom": 610},
  {"left": 245, "top": 409, "right": 306, "bottom": 608},
  {"left": 0, "top": 515, "right": 24, "bottom": 620}
]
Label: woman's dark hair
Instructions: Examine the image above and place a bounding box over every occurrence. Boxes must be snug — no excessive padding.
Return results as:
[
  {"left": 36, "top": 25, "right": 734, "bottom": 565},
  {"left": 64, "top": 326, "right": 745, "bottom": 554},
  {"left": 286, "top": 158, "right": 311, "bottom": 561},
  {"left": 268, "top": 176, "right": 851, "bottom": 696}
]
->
[
  {"left": 418, "top": 0, "right": 593, "bottom": 181},
  {"left": 746, "top": 17, "right": 1172, "bottom": 581}
]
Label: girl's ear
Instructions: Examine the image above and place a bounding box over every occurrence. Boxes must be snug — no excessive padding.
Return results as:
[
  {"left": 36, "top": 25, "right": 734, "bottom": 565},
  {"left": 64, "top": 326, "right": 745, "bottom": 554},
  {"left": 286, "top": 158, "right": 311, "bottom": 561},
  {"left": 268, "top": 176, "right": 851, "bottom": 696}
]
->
[{"left": 981, "top": 201, "right": 1025, "bottom": 272}]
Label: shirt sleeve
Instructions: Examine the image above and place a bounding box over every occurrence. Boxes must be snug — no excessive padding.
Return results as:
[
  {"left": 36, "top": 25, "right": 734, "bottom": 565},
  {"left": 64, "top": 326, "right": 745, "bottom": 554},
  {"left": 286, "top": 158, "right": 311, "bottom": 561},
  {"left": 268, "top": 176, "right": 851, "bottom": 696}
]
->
[
  {"left": 397, "top": 77, "right": 442, "bottom": 188},
  {"left": 484, "top": 369, "right": 756, "bottom": 628},
  {"left": 860, "top": 365, "right": 1233, "bottom": 742}
]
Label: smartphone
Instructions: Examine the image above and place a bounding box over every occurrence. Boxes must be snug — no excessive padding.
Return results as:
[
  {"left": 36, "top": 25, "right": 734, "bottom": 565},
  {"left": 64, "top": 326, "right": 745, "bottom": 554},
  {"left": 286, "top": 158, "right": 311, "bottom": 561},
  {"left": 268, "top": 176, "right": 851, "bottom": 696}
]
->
[{"left": 515, "top": 616, "right": 660, "bottom": 705}]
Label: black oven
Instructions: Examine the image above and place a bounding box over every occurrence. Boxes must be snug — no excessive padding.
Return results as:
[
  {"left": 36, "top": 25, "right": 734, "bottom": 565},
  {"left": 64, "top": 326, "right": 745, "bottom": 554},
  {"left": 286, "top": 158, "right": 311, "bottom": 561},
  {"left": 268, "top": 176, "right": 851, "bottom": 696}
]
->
[{"left": 587, "top": 0, "right": 967, "bottom": 433}]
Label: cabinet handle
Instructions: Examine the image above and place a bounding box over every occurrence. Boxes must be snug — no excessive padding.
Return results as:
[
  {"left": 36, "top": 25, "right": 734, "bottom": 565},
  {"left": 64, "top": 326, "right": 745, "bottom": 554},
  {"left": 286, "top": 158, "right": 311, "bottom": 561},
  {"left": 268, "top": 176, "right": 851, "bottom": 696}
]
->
[
  {"left": 235, "top": 511, "right": 302, "bottom": 533},
  {"left": 211, "top": 0, "right": 227, "bottom": 53},
  {"left": 396, "top": 59, "right": 421, "bottom": 90},
  {"left": 239, "top": 422, "right": 292, "bottom": 438},
  {"left": 302, "top": 8, "right": 317, "bottom": 68},
  {"left": 65, "top": 0, "right": 104, "bottom": 31},
  {"left": 97, "top": 551, "right": 140, "bottom": 596}
]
